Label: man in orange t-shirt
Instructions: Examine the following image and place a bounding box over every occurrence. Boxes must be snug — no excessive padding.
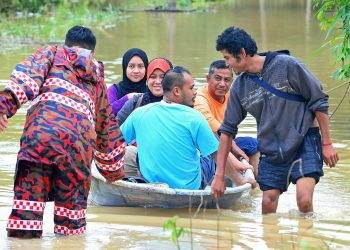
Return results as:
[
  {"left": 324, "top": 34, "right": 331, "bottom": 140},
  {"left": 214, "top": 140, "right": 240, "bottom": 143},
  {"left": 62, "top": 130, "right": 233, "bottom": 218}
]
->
[{"left": 194, "top": 60, "right": 259, "bottom": 175}]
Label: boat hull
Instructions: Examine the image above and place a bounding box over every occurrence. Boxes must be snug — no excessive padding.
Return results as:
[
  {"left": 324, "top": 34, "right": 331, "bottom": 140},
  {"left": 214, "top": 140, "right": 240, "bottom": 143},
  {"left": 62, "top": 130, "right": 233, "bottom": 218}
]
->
[{"left": 89, "top": 165, "right": 253, "bottom": 209}]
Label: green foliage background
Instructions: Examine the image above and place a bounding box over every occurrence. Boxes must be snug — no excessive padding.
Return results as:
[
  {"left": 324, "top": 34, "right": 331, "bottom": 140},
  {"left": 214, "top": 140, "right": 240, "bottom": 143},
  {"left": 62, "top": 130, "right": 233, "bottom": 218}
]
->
[
  {"left": 0, "top": 0, "right": 109, "bottom": 14},
  {"left": 0, "top": 0, "right": 120, "bottom": 49},
  {"left": 314, "top": 0, "right": 350, "bottom": 79}
]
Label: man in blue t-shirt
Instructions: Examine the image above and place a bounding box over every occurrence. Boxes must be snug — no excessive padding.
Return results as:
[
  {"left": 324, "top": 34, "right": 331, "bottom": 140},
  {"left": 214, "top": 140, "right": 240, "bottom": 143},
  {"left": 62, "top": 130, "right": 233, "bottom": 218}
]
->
[{"left": 121, "top": 66, "right": 255, "bottom": 190}]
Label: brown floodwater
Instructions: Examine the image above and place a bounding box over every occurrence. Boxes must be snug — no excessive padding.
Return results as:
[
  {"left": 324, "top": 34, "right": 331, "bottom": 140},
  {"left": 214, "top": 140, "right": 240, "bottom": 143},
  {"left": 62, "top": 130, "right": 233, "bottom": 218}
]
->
[{"left": 0, "top": 0, "right": 349, "bottom": 249}]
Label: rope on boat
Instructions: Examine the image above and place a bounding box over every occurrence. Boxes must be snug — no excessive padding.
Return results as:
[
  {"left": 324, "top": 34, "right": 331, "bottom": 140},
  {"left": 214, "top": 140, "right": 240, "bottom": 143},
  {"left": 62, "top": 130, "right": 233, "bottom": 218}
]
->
[
  {"left": 193, "top": 195, "right": 204, "bottom": 218},
  {"left": 216, "top": 200, "right": 221, "bottom": 249},
  {"left": 188, "top": 196, "right": 193, "bottom": 250}
]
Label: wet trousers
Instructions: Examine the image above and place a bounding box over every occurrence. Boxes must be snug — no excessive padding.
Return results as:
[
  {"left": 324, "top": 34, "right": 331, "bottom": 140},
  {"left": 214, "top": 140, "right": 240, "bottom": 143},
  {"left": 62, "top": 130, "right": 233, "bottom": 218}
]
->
[{"left": 7, "top": 160, "right": 90, "bottom": 238}]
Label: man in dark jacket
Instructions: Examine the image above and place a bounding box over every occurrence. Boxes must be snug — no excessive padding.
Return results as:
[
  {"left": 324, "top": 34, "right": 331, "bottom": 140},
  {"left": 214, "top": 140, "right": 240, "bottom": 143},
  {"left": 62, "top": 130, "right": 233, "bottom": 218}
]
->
[{"left": 211, "top": 26, "right": 339, "bottom": 214}]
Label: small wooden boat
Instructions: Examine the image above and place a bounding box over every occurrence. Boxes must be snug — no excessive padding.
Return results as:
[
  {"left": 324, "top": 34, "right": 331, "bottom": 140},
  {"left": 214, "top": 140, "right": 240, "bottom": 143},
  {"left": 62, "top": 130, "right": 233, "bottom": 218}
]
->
[{"left": 89, "top": 164, "right": 254, "bottom": 209}]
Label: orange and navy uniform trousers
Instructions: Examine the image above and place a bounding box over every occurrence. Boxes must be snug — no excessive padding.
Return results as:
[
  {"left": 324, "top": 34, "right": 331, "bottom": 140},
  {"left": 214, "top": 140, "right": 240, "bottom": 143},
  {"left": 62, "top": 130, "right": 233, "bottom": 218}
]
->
[{"left": 0, "top": 45, "right": 126, "bottom": 238}]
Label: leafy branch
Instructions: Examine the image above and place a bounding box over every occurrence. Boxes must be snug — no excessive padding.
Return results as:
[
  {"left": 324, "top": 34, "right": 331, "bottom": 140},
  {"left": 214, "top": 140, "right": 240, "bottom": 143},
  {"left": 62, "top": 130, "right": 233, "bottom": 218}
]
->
[{"left": 314, "top": 0, "right": 350, "bottom": 79}]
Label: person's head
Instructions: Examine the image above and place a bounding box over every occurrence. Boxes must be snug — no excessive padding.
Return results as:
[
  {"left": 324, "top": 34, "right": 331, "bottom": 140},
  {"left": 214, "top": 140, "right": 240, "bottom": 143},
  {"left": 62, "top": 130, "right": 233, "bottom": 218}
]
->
[
  {"left": 147, "top": 57, "right": 173, "bottom": 97},
  {"left": 162, "top": 66, "right": 196, "bottom": 107},
  {"left": 206, "top": 60, "right": 233, "bottom": 102},
  {"left": 64, "top": 26, "right": 96, "bottom": 51},
  {"left": 122, "top": 48, "right": 148, "bottom": 84},
  {"left": 216, "top": 26, "right": 257, "bottom": 74}
]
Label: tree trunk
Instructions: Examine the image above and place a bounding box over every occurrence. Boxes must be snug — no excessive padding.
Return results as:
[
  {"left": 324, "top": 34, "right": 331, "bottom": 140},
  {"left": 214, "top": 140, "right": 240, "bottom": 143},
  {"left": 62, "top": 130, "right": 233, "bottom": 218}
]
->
[{"left": 168, "top": 0, "right": 176, "bottom": 10}]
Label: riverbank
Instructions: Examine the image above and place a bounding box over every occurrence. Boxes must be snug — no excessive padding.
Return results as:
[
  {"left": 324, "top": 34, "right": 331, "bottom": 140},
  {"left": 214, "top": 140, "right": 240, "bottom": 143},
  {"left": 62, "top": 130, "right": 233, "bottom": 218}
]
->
[
  {"left": 0, "top": 2, "right": 124, "bottom": 52},
  {"left": 0, "top": 0, "right": 214, "bottom": 52}
]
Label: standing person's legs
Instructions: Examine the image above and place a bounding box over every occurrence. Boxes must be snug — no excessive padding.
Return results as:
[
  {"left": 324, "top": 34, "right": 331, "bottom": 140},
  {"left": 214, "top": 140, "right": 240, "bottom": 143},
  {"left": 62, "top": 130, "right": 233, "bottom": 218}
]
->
[
  {"left": 259, "top": 127, "right": 323, "bottom": 214},
  {"left": 53, "top": 157, "right": 89, "bottom": 236},
  {"left": 296, "top": 177, "right": 315, "bottom": 213},
  {"left": 262, "top": 189, "right": 281, "bottom": 214},
  {"left": 7, "top": 161, "right": 52, "bottom": 238},
  {"left": 257, "top": 160, "right": 289, "bottom": 214},
  {"left": 291, "top": 127, "right": 323, "bottom": 214}
]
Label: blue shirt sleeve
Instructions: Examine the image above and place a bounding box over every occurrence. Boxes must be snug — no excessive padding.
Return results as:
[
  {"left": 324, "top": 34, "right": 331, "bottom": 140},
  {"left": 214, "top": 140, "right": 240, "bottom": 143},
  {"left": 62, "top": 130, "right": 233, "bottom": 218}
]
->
[
  {"left": 120, "top": 111, "right": 136, "bottom": 145},
  {"left": 193, "top": 112, "right": 219, "bottom": 156}
]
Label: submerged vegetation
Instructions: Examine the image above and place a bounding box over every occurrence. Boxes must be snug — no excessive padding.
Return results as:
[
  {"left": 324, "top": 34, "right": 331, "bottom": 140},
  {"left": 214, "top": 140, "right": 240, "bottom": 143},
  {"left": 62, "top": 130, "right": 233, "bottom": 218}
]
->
[{"left": 163, "top": 216, "right": 187, "bottom": 250}]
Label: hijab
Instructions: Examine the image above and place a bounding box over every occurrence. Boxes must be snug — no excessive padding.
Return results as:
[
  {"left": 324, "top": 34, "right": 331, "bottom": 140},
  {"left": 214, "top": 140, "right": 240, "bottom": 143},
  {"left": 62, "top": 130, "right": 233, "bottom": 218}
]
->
[
  {"left": 115, "top": 48, "right": 148, "bottom": 99},
  {"left": 141, "top": 57, "right": 173, "bottom": 106}
]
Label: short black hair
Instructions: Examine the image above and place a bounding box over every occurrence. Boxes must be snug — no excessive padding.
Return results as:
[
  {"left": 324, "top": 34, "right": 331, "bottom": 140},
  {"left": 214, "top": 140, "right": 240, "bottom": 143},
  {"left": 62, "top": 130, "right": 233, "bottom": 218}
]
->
[
  {"left": 64, "top": 26, "right": 96, "bottom": 51},
  {"left": 216, "top": 26, "right": 257, "bottom": 57},
  {"left": 162, "top": 66, "right": 191, "bottom": 93},
  {"left": 208, "top": 60, "right": 230, "bottom": 75}
]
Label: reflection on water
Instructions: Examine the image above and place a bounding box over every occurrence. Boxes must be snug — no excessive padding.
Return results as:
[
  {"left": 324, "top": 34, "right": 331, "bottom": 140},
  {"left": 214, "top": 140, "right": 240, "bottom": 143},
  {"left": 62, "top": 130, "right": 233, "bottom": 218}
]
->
[
  {"left": 2, "top": 204, "right": 349, "bottom": 249},
  {"left": 0, "top": 0, "right": 349, "bottom": 248}
]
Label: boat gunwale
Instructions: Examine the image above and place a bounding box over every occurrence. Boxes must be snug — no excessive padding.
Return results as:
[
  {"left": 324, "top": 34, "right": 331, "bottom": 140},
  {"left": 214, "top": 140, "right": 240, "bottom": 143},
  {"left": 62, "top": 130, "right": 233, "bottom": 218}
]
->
[{"left": 92, "top": 166, "right": 252, "bottom": 196}]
